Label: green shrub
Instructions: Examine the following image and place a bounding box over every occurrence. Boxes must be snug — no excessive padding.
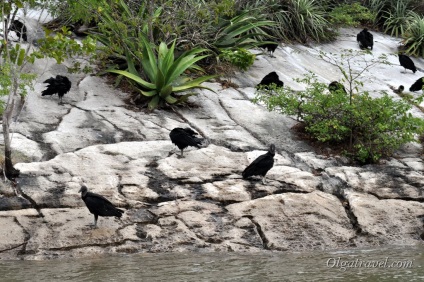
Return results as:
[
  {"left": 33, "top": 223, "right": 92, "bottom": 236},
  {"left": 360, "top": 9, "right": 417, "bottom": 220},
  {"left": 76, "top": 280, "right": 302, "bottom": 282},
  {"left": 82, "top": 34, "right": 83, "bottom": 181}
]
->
[
  {"left": 368, "top": 0, "right": 416, "bottom": 30},
  {"left": 218, "top": 48, "right": 256, "bottom": 71},
  {"left": 383, "top": 2, "right": 417, "bottom": 37},
  {"left": 235, "top": 0, "right": 336, "bottom": 43},
  {"left": 329, "top": 2, "right": 375, "bottom": 27},
  {"left": 403, "top": 14, "right": 424, "bottom": 57},
  {"left": 253, "top": 73, "right": 424, "bottom": 164},
  {"left": 210, "top": 11, "right": 275, "bottom": 52}
]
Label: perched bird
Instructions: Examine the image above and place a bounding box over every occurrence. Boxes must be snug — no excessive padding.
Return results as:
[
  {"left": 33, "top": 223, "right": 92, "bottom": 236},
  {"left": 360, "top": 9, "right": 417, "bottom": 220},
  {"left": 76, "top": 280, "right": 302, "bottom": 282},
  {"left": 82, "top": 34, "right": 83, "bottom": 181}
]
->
[
  {"left": 242, "top": 144, "right": 275, "bottom": 184},
  {"left": 7, "top": 19, "right": 27, "bottom": 42},
  {"left": 42, "top": 75, "right": 72, "bottom": 104},
  {"left": 79, "top": 185, "right": 124, "bottom": 228},
  {"left": 169, "top": 127, "right": 203, "bottom": 157},
  {"left": 328, "top": 81, "right": 347, "bottom": 94},
  {"left": 256, "top": 71, "right": 284, "bottom": 90},
  {"left": 390, "top": 85, "right": 404, "bottom": 94},
  {"left": 261, "top": 42, "right": 278, "bottom": 57},
  {"left": 356, "top": 28, "right": 373, "bottom": 50},
  {"left": 409, "top": 77, "right": 424, "bottom": 92},
  {"left": 399, "top": 54, "right": 417, "bottom": 73}
]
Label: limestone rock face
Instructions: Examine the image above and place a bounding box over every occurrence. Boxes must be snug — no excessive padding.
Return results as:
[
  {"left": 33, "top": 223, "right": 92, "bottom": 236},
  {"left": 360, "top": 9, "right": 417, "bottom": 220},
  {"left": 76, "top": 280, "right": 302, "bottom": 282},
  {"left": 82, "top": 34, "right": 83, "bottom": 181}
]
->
[
  {"left": 226, "top": 191, "right": 356, "bottom": 251},
  {"left": 1, "top": 27, "right": 424, "bottom": 260},
  {"left": 345, "top": 191, "right": 424, "bottom": 246}
]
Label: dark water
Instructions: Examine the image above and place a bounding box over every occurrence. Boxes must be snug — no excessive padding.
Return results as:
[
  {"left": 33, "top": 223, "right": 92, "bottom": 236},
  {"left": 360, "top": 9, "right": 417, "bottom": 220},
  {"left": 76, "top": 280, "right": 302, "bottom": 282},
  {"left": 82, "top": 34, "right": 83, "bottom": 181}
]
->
[{"left": 0, "top": 246, "right": 423, "bottom": 281}]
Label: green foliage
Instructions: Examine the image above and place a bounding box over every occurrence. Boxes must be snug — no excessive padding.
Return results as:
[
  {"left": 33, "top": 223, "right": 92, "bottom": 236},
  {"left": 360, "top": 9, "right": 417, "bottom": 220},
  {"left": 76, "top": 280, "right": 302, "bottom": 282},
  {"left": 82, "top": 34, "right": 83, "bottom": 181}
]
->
[
  {"left": 218, "top": 48, "right": 255, "bottom": 71},
  {"left": 108, "top": 37, "right": 216, "bottom": 110},
  {"left": 349, "top": 93, "right": 423, "bottom": 163},
  {"left": 403, "top": 14, "right": 424, "bottom": 57},
  {"left": 87, "top": 0, "right": 163, "bottom": 70},
  {"left": 212, "top": 11, "right": 275, "bottom": 50},
  {"left": 0, "top": 0, "right": 97, "bottom": 108},
  {"left": 37, "top": 27, "right": 96, "bottom": 70},
  {"left": 283, "top": 0, "right": 333, "bottom": 42},
  {"left": 254, "top": 73, "right": 424, "bottom": 164},
  {"left": 240, "top": 0, "right": 335, "bottom": 43},
  {"left": 329, "top": 2, "right": 375, "bottom": 27},
  {"left": 383, "top": 1, "right": 417, "bottom": 38}
]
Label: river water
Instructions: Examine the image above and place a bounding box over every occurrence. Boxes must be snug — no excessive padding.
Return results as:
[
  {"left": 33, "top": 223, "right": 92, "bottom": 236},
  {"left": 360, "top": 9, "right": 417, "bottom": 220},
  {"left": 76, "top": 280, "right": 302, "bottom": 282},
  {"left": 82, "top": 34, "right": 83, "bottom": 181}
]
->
[{"left": 0, "top": 246, "right": 423, "bottom": 281}]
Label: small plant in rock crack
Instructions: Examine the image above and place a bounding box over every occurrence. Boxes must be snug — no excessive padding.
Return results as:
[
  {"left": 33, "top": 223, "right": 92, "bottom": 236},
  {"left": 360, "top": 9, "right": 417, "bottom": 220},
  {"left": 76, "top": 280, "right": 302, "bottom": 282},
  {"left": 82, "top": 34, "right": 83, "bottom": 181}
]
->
[{"left": 218, "top": 48, "right": 256, "bottom": 72}]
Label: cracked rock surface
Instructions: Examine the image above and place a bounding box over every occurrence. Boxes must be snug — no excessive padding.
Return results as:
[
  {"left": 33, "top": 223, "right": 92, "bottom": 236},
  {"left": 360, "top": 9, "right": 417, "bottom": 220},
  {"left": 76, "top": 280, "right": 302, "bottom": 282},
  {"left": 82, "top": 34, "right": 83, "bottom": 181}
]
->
[{"left": 0, "top": 28, "right": 423, "bottom": 260}]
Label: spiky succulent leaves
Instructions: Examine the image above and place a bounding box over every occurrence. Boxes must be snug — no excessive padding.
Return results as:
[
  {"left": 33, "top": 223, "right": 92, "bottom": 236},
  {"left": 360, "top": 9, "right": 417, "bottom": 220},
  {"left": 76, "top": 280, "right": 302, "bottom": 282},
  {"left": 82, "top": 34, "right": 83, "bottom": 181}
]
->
[
  {"left": 108, "top": 35, "right": 216, "bottom": 110},
  {"left": 108, "top": 69, "right": 156, "bottom": 96},
  {"left": 148, "top": 95, "right": 160, "bottom": 110},
  {"left": 139, "top": 35, "right": 158, "bottom": 83}
]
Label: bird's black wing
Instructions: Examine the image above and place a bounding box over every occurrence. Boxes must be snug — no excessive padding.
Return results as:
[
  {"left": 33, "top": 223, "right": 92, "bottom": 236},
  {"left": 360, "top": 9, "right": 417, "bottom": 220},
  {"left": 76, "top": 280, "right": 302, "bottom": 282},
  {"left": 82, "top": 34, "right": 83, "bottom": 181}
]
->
[
  {"left": 410, "top": 77, "right": 424, "bottom": 92},
  {"left": 170, "top": 129, "right": 202, "bottom": 148},
  {"left": 242, "top": 153, "right": 274, "bottom": 178},
  {"left": 183, "top": 128, "right": 198, "bottom": 137},
  {"left": 43, "top": 77, "right": 56, "bottom": 84},
  {"left": 84, "top": 192, "right": 123, "bottom": 217}
]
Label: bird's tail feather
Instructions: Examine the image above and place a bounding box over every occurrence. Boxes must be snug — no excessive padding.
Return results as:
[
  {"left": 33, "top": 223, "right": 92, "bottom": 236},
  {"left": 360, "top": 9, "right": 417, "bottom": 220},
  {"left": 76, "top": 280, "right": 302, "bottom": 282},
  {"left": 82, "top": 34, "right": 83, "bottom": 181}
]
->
[{"left": 41, "top": 88, "right": 56, "bottom": 96}]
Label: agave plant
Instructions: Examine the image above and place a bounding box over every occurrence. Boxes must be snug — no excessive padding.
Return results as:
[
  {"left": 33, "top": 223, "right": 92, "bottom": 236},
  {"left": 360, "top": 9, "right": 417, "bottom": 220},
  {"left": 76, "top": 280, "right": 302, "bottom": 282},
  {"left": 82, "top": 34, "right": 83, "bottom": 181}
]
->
[{"left": 108, "top": 36, "right": 216, "bottom": 110}]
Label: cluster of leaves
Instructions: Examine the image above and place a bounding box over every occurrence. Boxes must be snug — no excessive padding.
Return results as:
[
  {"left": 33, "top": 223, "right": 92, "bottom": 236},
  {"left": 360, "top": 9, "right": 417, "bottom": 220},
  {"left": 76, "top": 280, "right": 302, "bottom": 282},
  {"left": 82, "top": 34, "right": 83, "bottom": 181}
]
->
[
  {"left": 329, "top": 2, "right": 375, "bottom": 27},
  {"left": 218, "top": 48, "right": 256, "bottom": 71},
  {"left": 109, "top": 36, "right": 216, "bottom": 110},
  {"left": 238, "top": 0, "right": 336, "bottom": 43},
  {"left": 54, "top": 0, "right": 274, "bottom": 109},
  {"left": 254, "top": 74, "right": 424, "bottom": 163},
  {"left": 368, "top": 0, "right": 424, "bottom": 57},
  {"left": 402, "top": 14, "right": 424, "bottom": 57}
]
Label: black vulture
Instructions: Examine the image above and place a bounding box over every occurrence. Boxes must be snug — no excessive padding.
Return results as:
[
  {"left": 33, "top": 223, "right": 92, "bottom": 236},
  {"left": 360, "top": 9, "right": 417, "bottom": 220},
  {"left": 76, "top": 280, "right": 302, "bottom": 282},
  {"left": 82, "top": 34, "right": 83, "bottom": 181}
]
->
[
  {"left": 409, "top": 77, "right": 424, "bottom": 92},
  {"left": 79, "top": 185, "right": 124, "bottom": 228},
  {"left": 389, "top": 85, "right": 404, "bottom": 94},
  {"left": 256, "top": 71, "right": 284, "bottom": 90},
  {"left": 261, "top": 42, "right": 278, "bottom": 57},
  {"left": 398, "top": 54, "right": 417, "bottom": 73},
  {"left": 7, "top": 19, "right": 27, "bottom": 42},
  {"left": 42, "top": 75, "right": 72, "bottom": 104},
  {"left": 170, "top": 127, "right": 203, "bottom": 157},
  {"left": 242, "top": 144, "right": 275, "bottom": 184},
  {"left": 356, "top": 28, "right": 373, "bottom": 50},
  {"left": 328, "top": 81, "right": 347, "bottom": 94}
]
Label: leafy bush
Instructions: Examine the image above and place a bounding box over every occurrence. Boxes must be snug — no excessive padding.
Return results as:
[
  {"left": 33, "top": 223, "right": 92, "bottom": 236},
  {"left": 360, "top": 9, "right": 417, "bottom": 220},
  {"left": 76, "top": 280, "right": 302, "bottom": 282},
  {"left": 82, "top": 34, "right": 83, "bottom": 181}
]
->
[
  {"left": 403, "top": 14, "right": 424, "bottom": 57},
  {"left": 108, "top": 37, "right": 216, "bottom": 110},
  {"left": 224, "top": 0, "right": 336, "bottom": 43},
  {"left": 383, "top": 1, "right": 417, "bottom": 37},
  {"left": 368, "top": 0, "right": 416, "bottom": 29},
  {"left": 275, "top": 0, "right": 335, "bottom": 42},
  {"left": 329, "top": 2, "right": 375, "bottom": 27},
  {"left": 253, "top": 73, "right": 424, "bottom": 164},
  {"left": 218, "top": 48, "right": 256, "bottom": 71},
  {"left": 211, "top": 11, "right": 274, "bottom": 51}
]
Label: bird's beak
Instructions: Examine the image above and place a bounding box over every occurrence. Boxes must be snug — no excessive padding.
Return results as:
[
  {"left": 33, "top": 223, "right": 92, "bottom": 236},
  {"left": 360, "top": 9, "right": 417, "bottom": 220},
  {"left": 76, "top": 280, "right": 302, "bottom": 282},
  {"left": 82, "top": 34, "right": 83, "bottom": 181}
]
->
[{"left": 78, "top": 188, "right": 82, "bottom": 192}]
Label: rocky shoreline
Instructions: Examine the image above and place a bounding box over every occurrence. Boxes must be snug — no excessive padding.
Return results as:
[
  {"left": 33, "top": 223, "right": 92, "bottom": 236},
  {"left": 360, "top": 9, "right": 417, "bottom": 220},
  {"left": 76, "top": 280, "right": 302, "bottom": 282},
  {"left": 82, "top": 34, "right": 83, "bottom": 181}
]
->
[{"left": 0, "top": 28, "right": 423, "bottom": 260}]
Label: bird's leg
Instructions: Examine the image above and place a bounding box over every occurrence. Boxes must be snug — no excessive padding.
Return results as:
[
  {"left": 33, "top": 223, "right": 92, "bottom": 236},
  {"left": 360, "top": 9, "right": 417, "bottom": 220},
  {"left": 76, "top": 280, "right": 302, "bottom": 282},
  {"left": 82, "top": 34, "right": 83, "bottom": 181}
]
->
[
  {"left": 262, "top": 176, "right": 267, "bottom": 185},
  {"left": 180, "top": 149, "right": 184, "bottom": 158},
  {"left": 93, "top": 214, "right": 98, "bottom": 229}
]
